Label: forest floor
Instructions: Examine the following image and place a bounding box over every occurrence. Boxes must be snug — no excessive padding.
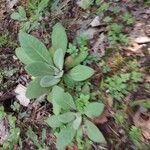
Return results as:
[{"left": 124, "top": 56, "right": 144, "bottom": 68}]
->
[{"left": 0, "top": 0, "right": 150, "bottom": 150}]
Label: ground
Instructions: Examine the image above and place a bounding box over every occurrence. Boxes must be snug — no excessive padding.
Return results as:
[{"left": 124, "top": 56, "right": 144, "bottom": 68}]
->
[{"left": 0, "top": 0, "right": 150, "bottom": 150}]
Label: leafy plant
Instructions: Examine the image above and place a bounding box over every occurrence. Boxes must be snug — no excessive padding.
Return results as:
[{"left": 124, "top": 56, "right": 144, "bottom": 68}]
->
[
  {"left": 15, "top": 23, "right": 94, "bottom": 99},
  {"left": 114, "top": 112, "right": 127, "bottom": 125},
  {"left": 129, "top": 126, "right": 142, "bottom": 148},
  {"left": 105, "top": 61, "right": 143, "bottom": 101},
  {"left": 46, "top": 86, "right": 105, "bottom": 149},
  {"left": 105, "top": 73, "right": 130, "bottom": 101},
  {"left": 99, "top": 60, "right": 111, "bottom": 74},
  {"left": 103, "top": 16, "right": 112, "bottom": 23},
  {"left": 0, "top": 34, "right": 9, "bottom": 47},
  {"left": 96, "top": 2, "right": 110, "bottom": 14},
  {"left": 130, "top": 99, "right": 150, "bottom": 109},
  {"left": 122, "top": 12, "right": 134, "bottom": 25},
  {"left": 11, "top": 0, "right": 49, "bottom": 32},
  {"left": 108, "top": 23, "right": 130, "bottom": 45},
  {"left": 2, "top": 115, "right": 21, "bottom": 150}
]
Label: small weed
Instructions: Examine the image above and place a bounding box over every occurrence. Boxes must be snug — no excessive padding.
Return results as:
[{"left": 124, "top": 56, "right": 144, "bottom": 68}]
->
[
  {"left": 114, "top": 112, "right": 127, "bottom": 125},
  {"left": 103, "top": 16, "right": 112, "bottom": 23},
  {"left": 105, "top": 61, "right": 143, "bottom": 101},
  {"left": 0, "top": 34, "right": 9, "bottom": 47},
  {"left": 46, "top": 86, "right": 105, "bottom": 149},
  {"left": 11, "top": 0, "right": 49, "bottom": 32},
  {"left": 108, "top": 23, "right": 130, "bottom": 45},
  {"left": 96, "top": 2, "right": 110, "bottom": 14},
  {"left": 122, "top": 12, "right": 134, "bottom": 25},
  {"left": 99, "top": 60, "right": 111, "bottom": 74},
  {"left": 105, "top": 73, "right": 130, "bottom": 101},
  {"left": 129, "top": 126, "right": 142, "bottom": 148}
]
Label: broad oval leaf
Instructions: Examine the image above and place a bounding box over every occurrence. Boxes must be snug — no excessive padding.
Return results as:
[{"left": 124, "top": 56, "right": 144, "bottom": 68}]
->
[
  {"left": 73, "top": 114, "right": 82, "bottom": 130},
  {"left": 26, "top": 77, "right": 49, "bottom": 99},
  {"left": 15, "top": 47, "right": 33, "bottom": 65},
  {"left": 56, "top": 126, "right": 76, "bottom": 150},
  {"left": 40, "top": 75, "right": 60, "bottom": 87},
  {"left": 53, "top": 49, "right": 64, "bottom": 70},
  {"left": 52, "top": 86, "right": 76, "bottom": 110},
  {"left": 86, "top": 120, "right": 105, "bottom": 143},
  {"left": 58, "top": 112, "right": 75, "bottom": 123},
  {"left": 64, "top": 92, "right": 76, "bottom": 110},
  {"left": 19, "top": 32, "right": 52, "bottom": 64},
  {"left": 52, "top": 23, "right": 68, "bottom": 53},
  {"left": 52, "top": 86, "right": 64, "bottom": 104},
  {"left": 46, "top": 115, "right": 62, "bottom": 128},
  {"left": 11, "top": 12, "right": 23, "bottom": 21},
  {"left": 85, "top": 102, "right": 104, "bottom": 118},
  {"left": 68, "top": 65, "right": 94, "bottom": 81},
  {"left": 25, "top": 62, "right": 55, "bottom": 77}
]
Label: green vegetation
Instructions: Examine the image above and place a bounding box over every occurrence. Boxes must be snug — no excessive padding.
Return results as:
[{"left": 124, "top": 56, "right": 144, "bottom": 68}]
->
[
  {"left": 47, "top": 89, "right": 105, "bottom": 149},
  {"left": 0, "top": 0, "right": 149, "bottom": 149}
]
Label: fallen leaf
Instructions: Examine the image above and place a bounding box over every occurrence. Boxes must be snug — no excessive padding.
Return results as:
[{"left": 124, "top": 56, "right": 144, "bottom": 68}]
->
[
  {"left": 0, "top": 119, "right": 9, "bottom": 145},
  {"left": 90, "top": 16, "right": 101, "bottom": 27},
  {"left": 133, "top": 108, "right": 150, "bottom": 140},
  {"left": 126, "top": 40, "right": 144, "bottom": 56},
  {"left": 134, "top": 36, "right": 150, "bottom": 44},
  {"left": 92, "top": 33, "right": 106, "bottom": 57},
  {"left": 14, "top": 84, "right": 30, "bottom": 107}
]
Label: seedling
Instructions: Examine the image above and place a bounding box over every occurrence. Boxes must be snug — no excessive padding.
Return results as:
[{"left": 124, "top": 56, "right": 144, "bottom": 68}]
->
[
  {"left": 11, "top": 0, "right": 49, "bottom": 32},
  {"left": 46, "top": 86, "right": 105, "bottom": 149},
  {"left": 122, "top": 12, "right": 134, "bottom": 25}
]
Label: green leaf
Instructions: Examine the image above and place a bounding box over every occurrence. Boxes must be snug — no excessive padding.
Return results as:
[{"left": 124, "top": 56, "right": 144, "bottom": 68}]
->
[
  {"left": 53, "top": 49, "right": 64, "bottom": 70},
  {"left": 37, "top": 0, "right": 49, "bottom": 13},
  {"left": 52, "top": 100, "right": 61, "bottom": 115},
  {"left": 73, "top": 114, "right": 82, "bottom": 130},
  {"left": 86, "top": 120, "right": 105, "bottom": 143},
  {"left": 58, "top": 112, "right": 75, "bottom": 123},
  {"left": 66, "top": 51, "right": 88, "bottom": 69},
  {"left": 52, "top": 86, "right": 76, "bottom": 110},
  {"left": 68, "top": 65, "right": 94, "bottom": 81},
  {"left": 52, "top": 23, "right": 68, "bottom": 53},
  {"left": 52, "top": 86, "right": 64, "bottom": 110},
  {"left": 18, "top": 6, "right": 26, "bottom": 18},
  {"left": 46, "top": 115, "right": 62, "bottom": 128},
  {"left": 19, "top": 32, "right": 52, "bottom": 64},
  {"left": 40, "top": 75, "right": 60, "bottom": 87},
  {"left": 11, "top": 12, "right": 22, "bottom": 21},
  {"left": 26, "top": 77, "right": 48, "bottom": 99},
  {"left": 85, "top": 102, "right": 104, "bottom": 118},
  {"left": 78, "top": 0, "right": 94, "bottom": 10},
  {"left": 25, "top": 62, "right": 55, "bottom": 77},
  {"left": 64, "top": 92, "right": 76, "bottom": 110},
  {"left": 11, "top": 7, "right": 27, "bottom": 21},
  {"left": 56, "top": 126, "right": 76, "bottom": 150},
  {"left": 15, "top": 47, "right": 33, "bottom": 65}
]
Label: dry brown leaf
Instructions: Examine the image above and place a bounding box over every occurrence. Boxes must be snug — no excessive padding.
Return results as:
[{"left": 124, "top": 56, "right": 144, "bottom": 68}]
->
[
  {"left": 0, "top": 119, "right": 9, "bottom": 145},
  {"left": 127, "top": 41, "right": 143, "bottom": 53},
  {"left": 133, "top": 109, "right": 150, "bottom": 140},
  {"left": 134, "top": 36, "right": 150, "bottom": 44},
  {"left": 14, "top": 84, "right": 30, "bottom": 107}
]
